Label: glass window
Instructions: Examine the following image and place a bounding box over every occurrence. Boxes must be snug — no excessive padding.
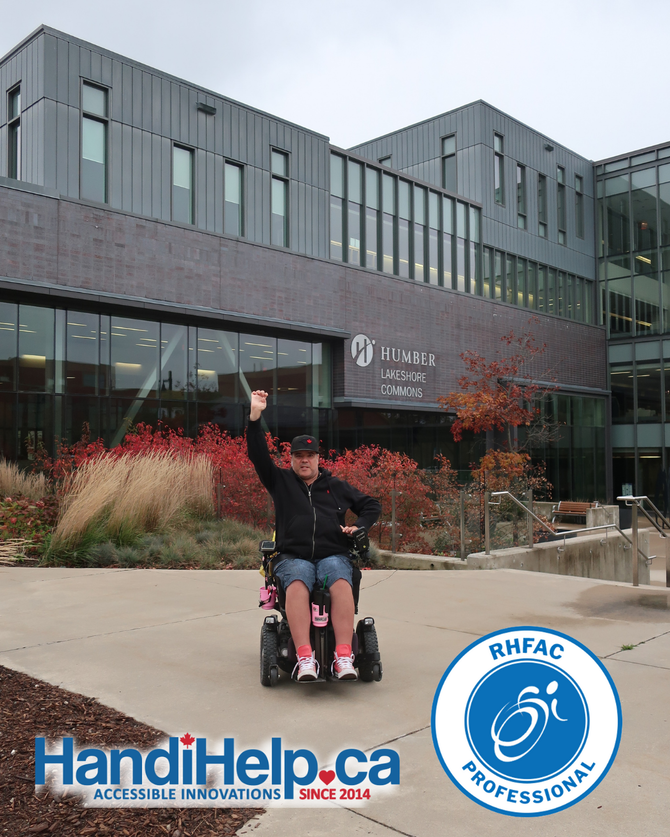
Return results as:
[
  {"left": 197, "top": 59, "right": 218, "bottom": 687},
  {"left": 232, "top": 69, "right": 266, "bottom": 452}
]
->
[
  {"left": 330, "top": 154, "right": 344, "bottom": 198},
  {"left": 66, "top": 312, "right": 99, "bottom": 395},
  {"left": 636, "top": 362, "right": 662, "bottom": 422},
  {"left": 527, "top": 262, "right": 537, "bottom": 309},
  {"left": 277, "top": 339, "right": 310, "bottom": 407},
  {"left": 547, "top": 268, "right": 556, "bottom": 314},
  {"left": 605, "top": 175, "right": 630, "bottom": 255},
  {"left": 240, "top": 334, "right": 275, "bottom": 397},
  {"left": 271, "top": 150, "right": 288, "bottom": 177},
  {"left": 110, "top": 317, "right": 159, "bottom": 398},
  {"left": 366, "top": 167, "right": 379, "bottom": 209},
  {"left": 348, "top": 160, "right": 362, "bottom": 204},
  {"left": 516, "top": 164, "right": 526, "bottom": 229},
  {"left": 19, "top": 306, "right": 54, "bottom": 393},
  {"left": 82, "top": 83, "right": 107, "bottom": 117},
  {"left": 494, "top": 134, "right": 505, "bottom": 205},
  {"left": 632, "top": 168, "right": 657, "bottom": 252},
  {"left": 365, "top": 207, "right": 378, "bottom": 269},
  {"left": 7, "top": 86, "right": 20, "bottom": 180},
  {"left": 442, "top": 134, "right": 456, "bottom": 192},
  {"left": 224, "top": 163, "right": 243, "bottom": 236},
  {"left": 469, "top": 207, "right": 480, "bottom": 243},
  {"left": 0, "top": 302, "right": 17, "bottom": 392},
  {"left": 81, "top": 83, "right": 108, "bottom": 203},
  {"left": 312, "top": 343, "right": 331, "bottom": 408},
  {"left": 398, "top": 218, "right": 410, "bottom": 278},
  {"left": 172, "top": 146, "right": 193, "bottom": 224},
  {"left": 557, "top": 166, "right": 566, "bottom": 244},
  {"left": 575, "top": 174, "right": 584, "bottom": 239},
  {"left": 506, "top": 256, "right": 515, "bottom": 305},
  {"left": 330, "top": 196, "right": 343, "bottom": 260},
  {"left": 482, "top": 248, "right": 492, "bottom": 298},
  {"left": 494, "top": 252, "right": 503, "bottom": 300},
  {"left": 271, "top": 150, "right": 289, "bottom": 247},
  {"left": 537, "top": 265, "right": 546, "bottom": 312},
  {"left": 517, "top": 258, "right": 526, "bottom": 306},
  {"left": 414, "top": 223, "right": 425, "bottom": 281},
  {"left": 538, "top": 174, "right": 547, "bottom": 238},
  {"left": 160, "top": 323, "right": 189, "bottom": 400},
  {"left": 607, "top": 256, "right": 632, "bottom": 335},
  {"left": 271, "top": 178, "right": 288, "bottom": 247},
  {"left": 382, "top": 174, "right": 395, "bottom": 274},
  {"left": 611, "top": 364, "right": 634, "bottom": 423},
  {"left": 348, "top": 201, "right": 361, "bottom": 265},
  {"left": 197, "top": 329, "right": 237, "bottom": 400}
]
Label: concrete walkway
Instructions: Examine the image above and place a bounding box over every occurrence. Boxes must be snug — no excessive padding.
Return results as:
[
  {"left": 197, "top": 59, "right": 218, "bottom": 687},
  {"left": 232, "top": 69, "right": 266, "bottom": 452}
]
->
[{"left": 1, "top": 566, "right": 669, "bottom": 835}]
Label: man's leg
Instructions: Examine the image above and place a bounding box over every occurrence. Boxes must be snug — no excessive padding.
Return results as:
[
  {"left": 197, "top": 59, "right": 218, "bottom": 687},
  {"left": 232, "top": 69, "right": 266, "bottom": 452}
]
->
[
  {"left": 284, "top": 580, "right": 311, "bottom": 649},
  {"left": 329, "top": 578, "right": 355, "bottom": 647}
]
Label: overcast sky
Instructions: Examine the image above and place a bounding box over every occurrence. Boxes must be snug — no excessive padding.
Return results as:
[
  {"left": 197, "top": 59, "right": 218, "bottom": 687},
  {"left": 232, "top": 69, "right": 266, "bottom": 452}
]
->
[{"left": 1, "top": 0, "right": 668, "bottom": 161}]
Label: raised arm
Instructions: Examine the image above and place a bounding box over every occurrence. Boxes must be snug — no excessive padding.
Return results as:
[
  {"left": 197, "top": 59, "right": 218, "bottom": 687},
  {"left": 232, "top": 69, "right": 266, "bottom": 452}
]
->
[{"left": 247, "top": 390, "right": 276, "bottom": 491}]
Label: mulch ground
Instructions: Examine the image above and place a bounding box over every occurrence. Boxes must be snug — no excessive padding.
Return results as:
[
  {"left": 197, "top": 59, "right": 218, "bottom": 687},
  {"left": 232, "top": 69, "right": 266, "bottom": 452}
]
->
[{"left": 0, "top": 665, "right": 262, "bottom": 836}]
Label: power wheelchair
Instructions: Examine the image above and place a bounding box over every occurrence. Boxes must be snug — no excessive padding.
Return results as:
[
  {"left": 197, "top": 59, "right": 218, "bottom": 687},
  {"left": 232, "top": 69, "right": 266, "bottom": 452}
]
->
[{"left": 258, "top": 529, "right": 383, "bottom": 686}]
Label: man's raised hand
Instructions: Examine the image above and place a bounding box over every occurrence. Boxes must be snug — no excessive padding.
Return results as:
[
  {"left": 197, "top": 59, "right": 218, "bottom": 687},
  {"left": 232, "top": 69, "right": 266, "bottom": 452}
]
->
[{"left": 250, "top": 390, "right": 269, "bottom": 421}]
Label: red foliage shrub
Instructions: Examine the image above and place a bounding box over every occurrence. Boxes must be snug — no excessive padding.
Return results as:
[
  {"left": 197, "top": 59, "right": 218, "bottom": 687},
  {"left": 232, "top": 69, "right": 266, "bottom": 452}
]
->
[{"left": 0, "top": 495, "right": 60, "bottom": 555}]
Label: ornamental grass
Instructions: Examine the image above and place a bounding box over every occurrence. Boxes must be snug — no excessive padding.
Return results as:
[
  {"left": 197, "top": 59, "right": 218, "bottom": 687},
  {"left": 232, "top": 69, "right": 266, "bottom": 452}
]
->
[
  {"left": 51, "top": 452, "right": 213, "bottom": 550},
  {"left": 0, "top": 460, "right": 49, "bottom": 500}
]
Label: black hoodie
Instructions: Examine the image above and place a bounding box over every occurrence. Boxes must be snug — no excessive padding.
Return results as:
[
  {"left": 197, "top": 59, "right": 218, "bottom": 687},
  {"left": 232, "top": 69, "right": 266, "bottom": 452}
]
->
[{"left": 247, "top": 419, "right": 381, "bottom": 562}]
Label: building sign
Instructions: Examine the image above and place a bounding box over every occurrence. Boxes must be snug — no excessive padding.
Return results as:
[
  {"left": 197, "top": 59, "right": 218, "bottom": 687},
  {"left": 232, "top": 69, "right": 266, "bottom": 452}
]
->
[{"left": 350, "top": 334, "right": 437, "bottom": 400}]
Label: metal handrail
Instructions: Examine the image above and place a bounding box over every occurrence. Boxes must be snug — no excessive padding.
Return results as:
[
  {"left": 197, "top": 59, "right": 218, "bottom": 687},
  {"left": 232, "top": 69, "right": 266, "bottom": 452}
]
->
[
  {"left": 486, "top": 490, "right": 655, "bottom": 586},
  {"left": 618, "top": 495, "right": 670, "bottom": 537}
]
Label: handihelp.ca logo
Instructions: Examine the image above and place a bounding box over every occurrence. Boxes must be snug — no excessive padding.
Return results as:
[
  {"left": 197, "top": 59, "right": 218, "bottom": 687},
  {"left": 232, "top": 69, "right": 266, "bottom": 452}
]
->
[{"left": 431, "top": 627, "right": 621, "bottom": 817}]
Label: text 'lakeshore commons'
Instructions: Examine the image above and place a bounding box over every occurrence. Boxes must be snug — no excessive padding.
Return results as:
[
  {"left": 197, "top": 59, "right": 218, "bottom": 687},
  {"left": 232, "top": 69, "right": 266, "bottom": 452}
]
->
[{"left": 35, "top": 735, "right": 400, "bottom": 808}]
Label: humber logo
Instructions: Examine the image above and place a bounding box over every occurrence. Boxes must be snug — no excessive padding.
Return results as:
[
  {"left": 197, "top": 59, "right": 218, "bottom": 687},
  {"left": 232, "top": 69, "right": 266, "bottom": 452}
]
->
[
  {"left": 431, "top": 627, "right": 621, "bottom": 817},
  {"left": 351, "top": 334, "right": 375, "bottom": 367}
]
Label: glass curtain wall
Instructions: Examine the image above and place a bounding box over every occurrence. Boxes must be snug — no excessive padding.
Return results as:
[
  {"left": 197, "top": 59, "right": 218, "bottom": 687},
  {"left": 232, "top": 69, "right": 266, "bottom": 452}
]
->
[{"left": 0, "top": 303, "right": 333, "bottom": 462}]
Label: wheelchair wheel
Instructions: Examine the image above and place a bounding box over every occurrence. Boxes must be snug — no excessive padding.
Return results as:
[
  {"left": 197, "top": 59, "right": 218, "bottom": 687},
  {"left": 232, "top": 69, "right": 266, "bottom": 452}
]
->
[
  {"left": 260, "top": 620, "right": 279, "bottom": 687},
  {"left": 357, "top": 621, "right": 382, "bottom": 683}
]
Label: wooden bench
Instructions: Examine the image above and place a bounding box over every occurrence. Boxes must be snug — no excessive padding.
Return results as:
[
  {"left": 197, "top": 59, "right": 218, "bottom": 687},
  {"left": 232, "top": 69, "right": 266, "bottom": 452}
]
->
[{"left": 551, "top": 501, "right": 597, "bottom": 524}]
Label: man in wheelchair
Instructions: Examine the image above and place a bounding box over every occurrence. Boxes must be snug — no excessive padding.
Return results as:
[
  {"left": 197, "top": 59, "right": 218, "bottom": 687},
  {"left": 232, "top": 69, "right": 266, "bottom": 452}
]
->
[{"left": 247, "top": 390, "right": 381, "bottom": 682}]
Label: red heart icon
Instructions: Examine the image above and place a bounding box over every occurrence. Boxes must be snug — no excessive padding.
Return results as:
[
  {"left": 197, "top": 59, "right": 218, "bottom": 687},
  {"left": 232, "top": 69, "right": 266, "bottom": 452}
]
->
[{"left": 319, "top": 770, "right": 335, "bottom": 785}]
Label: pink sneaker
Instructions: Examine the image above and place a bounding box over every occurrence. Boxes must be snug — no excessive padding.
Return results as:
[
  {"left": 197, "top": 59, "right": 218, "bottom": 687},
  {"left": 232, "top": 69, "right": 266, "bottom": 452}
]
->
[
  {"left": 293, "top": 653, "right": 319, "bottom": 682},
  {"left": 332, "top": 653, "right": 358, "bottom": 681}
]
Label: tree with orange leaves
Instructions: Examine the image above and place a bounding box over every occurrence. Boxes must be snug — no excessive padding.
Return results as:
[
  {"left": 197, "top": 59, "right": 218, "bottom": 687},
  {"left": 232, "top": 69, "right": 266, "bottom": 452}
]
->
[{"left": 438, "top": 322, "right": 556, "bottom": 454}]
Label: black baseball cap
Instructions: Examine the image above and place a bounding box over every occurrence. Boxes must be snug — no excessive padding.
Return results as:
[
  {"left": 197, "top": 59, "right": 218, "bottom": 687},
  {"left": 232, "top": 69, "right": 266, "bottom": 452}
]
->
[{"left": 291, "top": 434, "right": 319, "bottom": 453}]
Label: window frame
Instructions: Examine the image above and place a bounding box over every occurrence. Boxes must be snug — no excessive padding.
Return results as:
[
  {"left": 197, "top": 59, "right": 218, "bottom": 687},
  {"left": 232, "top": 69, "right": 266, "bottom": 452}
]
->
[
  {"left": 441, "top": 134, "right": 457, "bottom": 193},
  {"left": 557, "top": 165, "right": 567, "bottom": 244},
  {"left": 80, "top": 80, "right": 110, "bottom": 204},
  {"left": 7, "top": 84, "right": 21, "bottom": 180},
  {"left": 494, "top": 133, "right": 505, "bottom": 206},
  {"left": 538, "top": 173, "right": 548, "bottom": 237},
  {"left": 270, "top": 148, "right": 290, "bottom": 248},
  {"left": 223, "top": 160, "right": 244, "bottom": 237},
  {"left": 171, "top": 143, "right": 195, "bottom": 225},
  {"left": 575, "top": 173, "right": 584, "bottom": 239},
  {"left": 516, "top": 163, "right": 527, "bottom": 229}
]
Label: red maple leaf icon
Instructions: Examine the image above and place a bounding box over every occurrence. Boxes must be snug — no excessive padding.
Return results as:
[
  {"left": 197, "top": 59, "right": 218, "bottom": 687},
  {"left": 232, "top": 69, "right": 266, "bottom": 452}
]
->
[{"left": 180, "top": 733, "right": 195, "bottom": 748}]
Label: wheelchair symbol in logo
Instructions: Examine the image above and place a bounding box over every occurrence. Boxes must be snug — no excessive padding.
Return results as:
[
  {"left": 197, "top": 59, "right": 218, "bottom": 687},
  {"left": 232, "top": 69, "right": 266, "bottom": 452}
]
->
[
  {"left": 351, "top": 334, "right": 375, "bottom": 367},
  {"left": 431, "top": 627, "right": 621, "bottom": 817},
  {"left": 465, "top": 661, "right": 589, "bottom": 783}
]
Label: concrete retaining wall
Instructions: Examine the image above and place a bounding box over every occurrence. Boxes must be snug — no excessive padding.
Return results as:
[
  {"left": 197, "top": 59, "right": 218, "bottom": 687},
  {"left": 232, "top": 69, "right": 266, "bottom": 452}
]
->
[{"left": 466, "top": 528, "right": 650, "bottom": 584}]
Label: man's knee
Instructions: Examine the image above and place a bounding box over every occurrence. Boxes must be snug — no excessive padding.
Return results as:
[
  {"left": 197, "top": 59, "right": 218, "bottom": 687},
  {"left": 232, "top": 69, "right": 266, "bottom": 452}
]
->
[{"left": 285, "top": 579, "right": 310, "bottom": 598}]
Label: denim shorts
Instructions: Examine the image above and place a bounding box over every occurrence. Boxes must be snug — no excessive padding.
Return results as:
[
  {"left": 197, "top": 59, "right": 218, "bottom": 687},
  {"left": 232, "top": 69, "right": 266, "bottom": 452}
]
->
[{"left": 273, "top": 554, "right": 353, "bottom": 591}]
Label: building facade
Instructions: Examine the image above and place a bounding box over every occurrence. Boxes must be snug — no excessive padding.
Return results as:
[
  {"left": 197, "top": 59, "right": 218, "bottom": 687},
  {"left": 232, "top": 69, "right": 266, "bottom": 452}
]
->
[{"left": 0, "top": 25, "right": 620, "bottom": 500}]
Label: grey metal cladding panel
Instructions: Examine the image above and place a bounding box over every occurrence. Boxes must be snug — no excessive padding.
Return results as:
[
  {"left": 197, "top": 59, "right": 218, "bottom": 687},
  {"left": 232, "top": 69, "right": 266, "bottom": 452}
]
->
[
  {"left": 170, "top": 83, "right": 179, "bottom": 139},
  {"left": 101, "top": 55, "right": 112, "bottom": 87},
  {"left": 161, "top": 77, "right": 171, "bottom": 137},
  {"left": 262, "top": 118, "right": 271, "bottom": 172},
  {"left": 121, "top": 123, "right": 132, "bottom": 211},
  {"left": 179, "top": 86, "right": 189, "bottom": 144},
  {"left": 151, "top": 132, "right": 162, "bottom": 218},
  {"left": 90, "top": 49, "right": 102, "bottom": 84},
  {"left": 56, "top": 37, "right": 69, "bottom": 105},
  {"left": 237, "top": 107, "right": 248, "bottom": 165},
  {"left": 123, "top": 63, "right": 135, "bottom": 124},
  {"left": 43, "top": 34, "right": 58, "bottom": 101},
  {"left": 251, "top": 166, "right": 264, "bottom": 244},
  {"left": 79, "top": 47, "right": 91, "bottom": 82},
  {"left": 132, "top": 127, "right": 142, "bottom": 212},
  {"left": 230, "top": 105, "right": 239, "bottom": 161},
  {"left": 221, "top": 101, "right": 232, "bottom": 158},
  {"left": 303, "top": 183, "right": 313, "bottom": 256},
  {"left": 295, "top": 180, "right": 304, "bottom": 253},
  {"left": 161, "top": 136, "right": 171, "bottom": 219},
  {"left": 130, "top": 67, "right": 142, "bottom": 129},
  {"left": 142, "top": 130, "right": 152, "bottom": 217},
  {"left": 151, "top": 75, "right": 161, "bottom": 135},
  {"left": 68, "top": 42, "right": 79, "bottom": 107},
  {"left": 67, "top": 105, "right": 79, "bottom": 197},
  {"left": 142, "top": 71, "right": 153, "bottom": 132},
  {"left": 205, "top": 107, "right": 215, "bottom": 154},
  {"left": 111, "top": 61, "right": 123, "bottom": 122},
  {"left": 55, "top": 102, "right": 69, "bottom": 196},
  {"left": 0, "top": 127, "right": 5, "bottom": 177},
  {"left": 43, "top": 98, "right": 57, "bottom": 189},
  {"left": 188, "top": 88, "right": 197, "bottom": 146}
]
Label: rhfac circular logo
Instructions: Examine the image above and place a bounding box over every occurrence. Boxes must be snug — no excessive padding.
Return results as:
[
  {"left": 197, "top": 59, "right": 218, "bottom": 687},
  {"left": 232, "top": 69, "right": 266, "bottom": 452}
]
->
[
  {"left": 351, "top": 334, "right": 374, "bottom": 367},
  {"left": 431, "top": 627, "right": 621, "bottom": 817}
]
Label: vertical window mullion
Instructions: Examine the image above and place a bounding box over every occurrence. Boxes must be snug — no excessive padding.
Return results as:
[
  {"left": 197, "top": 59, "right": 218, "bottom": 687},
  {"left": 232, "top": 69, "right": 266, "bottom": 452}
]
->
[{"left": 81, "top": 82, "right": 108, "bottom": 203}]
